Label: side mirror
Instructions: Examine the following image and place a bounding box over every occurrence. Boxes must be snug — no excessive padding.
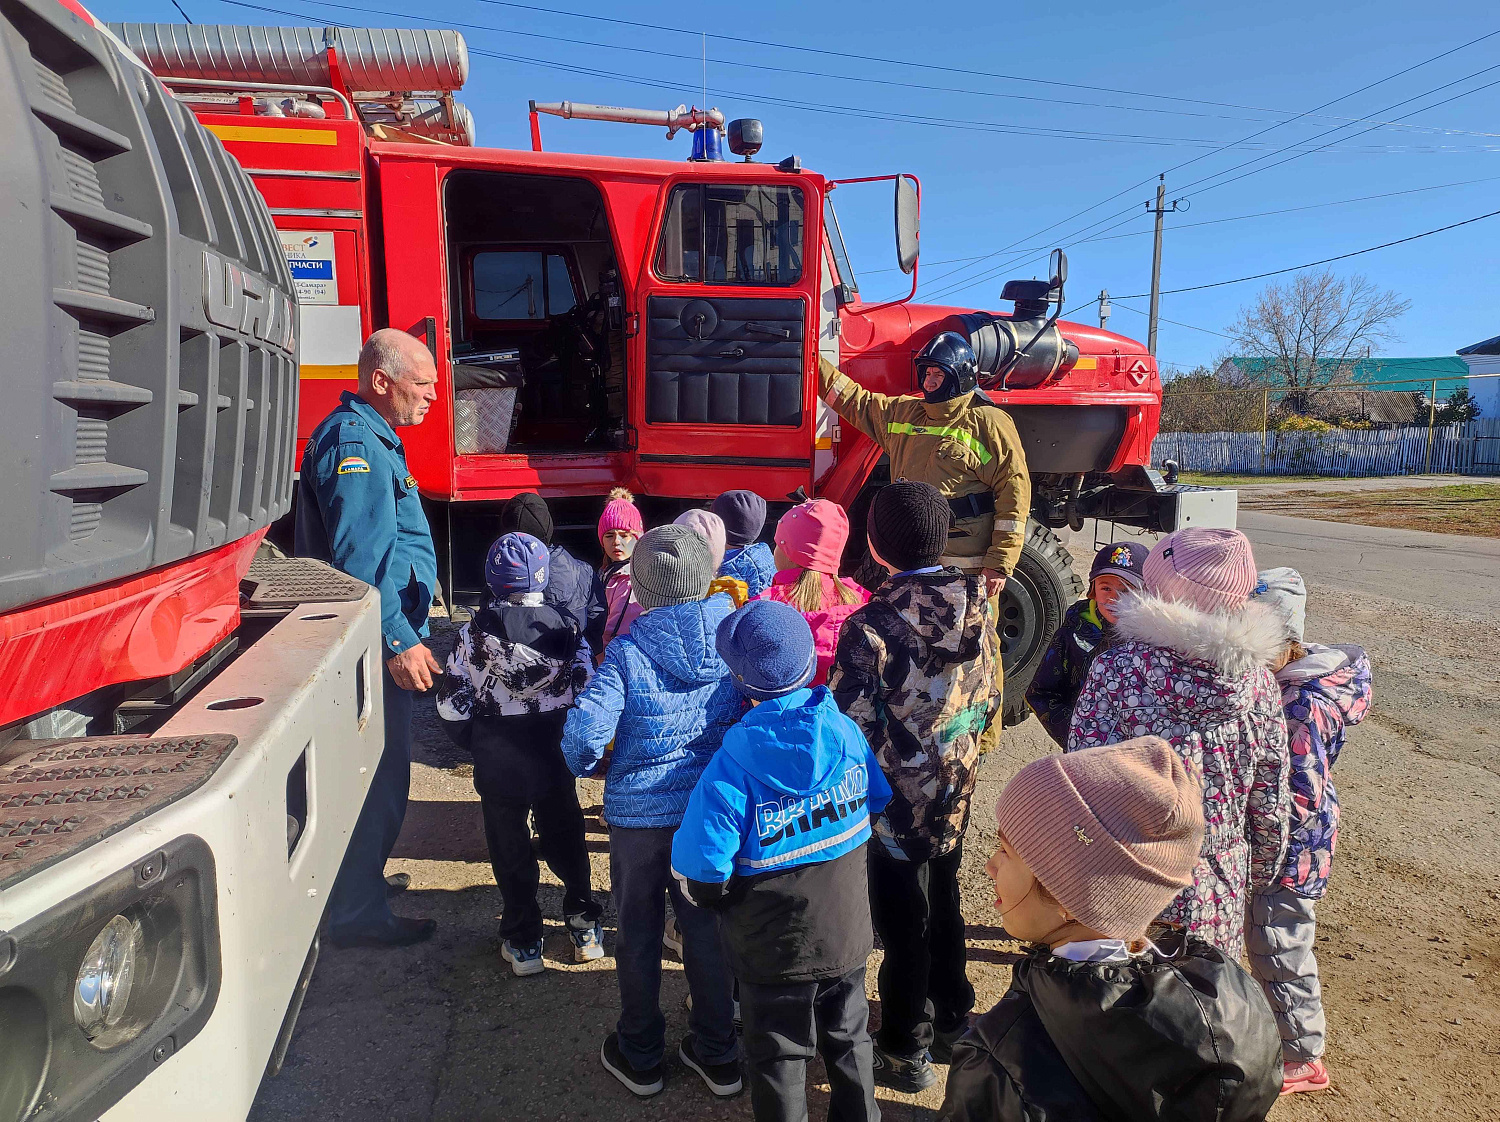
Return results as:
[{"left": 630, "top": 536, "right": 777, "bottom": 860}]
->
[
  {"left": 895, "top": 174, "right": 920, "bottom": 275},
  {"left": 1049, "top": 247, "right": 1068, "bottom": 291}
]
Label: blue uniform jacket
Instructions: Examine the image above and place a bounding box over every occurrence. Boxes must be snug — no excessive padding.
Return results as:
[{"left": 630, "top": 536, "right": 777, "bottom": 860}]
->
[
  {"left": 295, "top": 391, "right": 438, "bottom": 658},
  {"left": 561, "top": 595, "right": 744, "bottom": 829},
  {"left": 719, "top": 541, "right": 777, "bottom": 599},
  {"left": 672, "top": 686, "right": 892, "bottom": 889}
]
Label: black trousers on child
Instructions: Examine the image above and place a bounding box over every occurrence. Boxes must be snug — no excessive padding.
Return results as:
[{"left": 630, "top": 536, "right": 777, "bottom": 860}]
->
[
  {"left": 740, "top": 965, "right": 879, "bottom": 1122},
  {"left": 470, "top": 709, "right": 600, "bottom": 944},
  {"left": 867, "top": 841, "right": 974, "bottom": 1059}
]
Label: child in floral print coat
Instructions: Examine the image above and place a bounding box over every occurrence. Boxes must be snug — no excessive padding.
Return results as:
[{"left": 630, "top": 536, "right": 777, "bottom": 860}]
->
[
  {"left": 1067, "top": 527, "right": 1290, "bottom": 963},
  {"left": 1246, "top": 568, "right": 1372, "bottom": 1096}
]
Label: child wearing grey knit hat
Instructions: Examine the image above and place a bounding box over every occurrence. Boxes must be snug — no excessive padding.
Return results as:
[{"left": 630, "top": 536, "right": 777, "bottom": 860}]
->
[{"left": 631, "top": 524, "right": 715, "bottom": 610}]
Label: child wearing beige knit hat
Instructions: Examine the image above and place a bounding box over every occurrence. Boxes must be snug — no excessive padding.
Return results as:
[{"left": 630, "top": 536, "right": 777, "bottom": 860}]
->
[{"left": 938, "top": 738, "right": 1283, "bottom": 1122}]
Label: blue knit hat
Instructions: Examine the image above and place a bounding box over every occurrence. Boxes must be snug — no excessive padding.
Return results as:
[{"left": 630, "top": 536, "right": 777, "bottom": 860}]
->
[
  {"left": 715, "top": 600, "right": 817, "bottom": 701},
  {"left": 485, "top": 532, "right": 549, "bottom": 597}
]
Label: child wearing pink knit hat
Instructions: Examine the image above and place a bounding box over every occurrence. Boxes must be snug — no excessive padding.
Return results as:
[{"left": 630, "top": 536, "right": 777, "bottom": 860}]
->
[
  {"left": 1067, "top": 526, "right": 1291, "bottom": 962},
  {"left": 755, "top": 499, "right": 869, "bottom": 686},
  {"left": 938, "top": 738, "right": 1281, "bottom": 1122},
  {"left": 598, "top": 488, "right": 645, "bottom": 652}
]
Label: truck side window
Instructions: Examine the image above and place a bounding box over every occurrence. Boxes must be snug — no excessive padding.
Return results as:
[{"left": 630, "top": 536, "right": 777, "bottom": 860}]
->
[
  {"left": 472, "top": 250, "right": 577, "bottom": 319},
  {"left": 655, "top": 184, "right": 804, "bottom": 285}
]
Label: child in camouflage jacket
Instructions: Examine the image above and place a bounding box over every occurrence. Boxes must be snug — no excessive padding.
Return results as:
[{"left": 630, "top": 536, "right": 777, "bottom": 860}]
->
[{"left": 829, "top": 481, "right": 999, "bottom": 1093}]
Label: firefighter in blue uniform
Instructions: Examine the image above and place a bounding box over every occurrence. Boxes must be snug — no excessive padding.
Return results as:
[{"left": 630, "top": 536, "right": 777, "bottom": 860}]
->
[{"left": 296, "top": 328, "right": 442, "bottom": 948}]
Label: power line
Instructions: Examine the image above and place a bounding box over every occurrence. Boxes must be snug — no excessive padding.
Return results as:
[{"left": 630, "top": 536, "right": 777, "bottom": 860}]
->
[
  {"left": 219, "top": 0, "right": 1500, "bottom": 137},
  {"left": 861, "top": 174, "right": 1500, "bottom": 273},
  {"left": 916, "top": 50, "right": 1500, "bottom": 304},
  {"left": 465, "top": 0, "right": 1497, "bottom": 135},
  {"left": 1109, "top": 300, "right": 1234, "bottom": 339},
  {"left": 907, "top": 26, "right": 1500, "bottom": 301},
  {"left": 222, "top": 1, "right": 1498, "bottom": 153},
  {"left": 1166, "top": 46, "right": 1500, "bottom": 202},
  {"left": 1109, "top": 206, "right": 1500, "bottom": 299},
  {"left": 1156, "top": 24, "right": 1500, "bottom": 188}
]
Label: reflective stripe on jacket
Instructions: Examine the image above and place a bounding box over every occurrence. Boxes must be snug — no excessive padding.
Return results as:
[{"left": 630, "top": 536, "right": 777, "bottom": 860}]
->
[{"left": 819, "top": 358, "right": 1031, "bottom": 574}]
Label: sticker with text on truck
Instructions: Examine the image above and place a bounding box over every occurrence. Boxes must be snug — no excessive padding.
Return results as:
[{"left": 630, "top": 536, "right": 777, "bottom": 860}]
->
[{"left": 280, "top": 230, "right": 337, "bottom": 305}]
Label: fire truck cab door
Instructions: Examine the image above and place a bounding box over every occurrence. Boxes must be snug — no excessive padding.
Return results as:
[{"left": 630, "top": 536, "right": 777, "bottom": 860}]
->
[{"left": 632, "top": 179, "right": 820, "bottom": 500}]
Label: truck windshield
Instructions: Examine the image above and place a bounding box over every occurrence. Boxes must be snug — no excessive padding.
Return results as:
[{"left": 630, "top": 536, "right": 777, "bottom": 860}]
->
[
  {"left": 655, "top": 183, "right": 804, "bottom": 285},
  {"left": 822, "top": 196, "right": 858, "bottom": 294}
]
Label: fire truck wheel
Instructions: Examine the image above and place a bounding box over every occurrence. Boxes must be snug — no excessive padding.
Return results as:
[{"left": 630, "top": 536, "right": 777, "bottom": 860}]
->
[{"left": 997, "top": 522, "right": 1085, "bottom": 728}]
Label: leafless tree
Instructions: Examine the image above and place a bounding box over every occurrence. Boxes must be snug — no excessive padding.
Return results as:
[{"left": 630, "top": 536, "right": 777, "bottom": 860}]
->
[{"left": 1224, "top": 270, "right": 1410, "bottom": 411}]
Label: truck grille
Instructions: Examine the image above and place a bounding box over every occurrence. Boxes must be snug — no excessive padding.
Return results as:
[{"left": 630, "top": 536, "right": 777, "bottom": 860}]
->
[{"left": 1, "top": 0, "right": 298, "bottom": 612}]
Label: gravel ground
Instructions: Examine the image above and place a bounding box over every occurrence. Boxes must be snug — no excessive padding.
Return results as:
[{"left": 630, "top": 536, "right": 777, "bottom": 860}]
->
[{"left": 250, "top": 515, "right": 1500, "bottom": 1122}]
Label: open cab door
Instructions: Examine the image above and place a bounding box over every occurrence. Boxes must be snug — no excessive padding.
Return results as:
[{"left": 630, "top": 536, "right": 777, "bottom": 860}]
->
[{"left": 631, "top": 173, "right": 825, "bottom": 500}]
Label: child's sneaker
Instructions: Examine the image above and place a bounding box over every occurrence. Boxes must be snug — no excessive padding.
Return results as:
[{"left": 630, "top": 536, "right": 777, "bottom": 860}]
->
[
  {"left": 662, "top": 914, "right": 683, "bottom": 958},
  {"left": 678, "top": 1033, "right": 743, "bottom": 1097},
  {"left": 1280, "top": 1058, "right": 1330, "bottom": 1095},
  {"left": 872, "top": 1043, "right": 937, "bottom": 1093},
  {"left": 500, "top": 938, "right": 545, "bottom": 977},
  {"left": 567, "top": 916, "right": 605, "bottom": 962},
  {"left": 600, "top": 1031, "right": 664, "bottom": 1097}
]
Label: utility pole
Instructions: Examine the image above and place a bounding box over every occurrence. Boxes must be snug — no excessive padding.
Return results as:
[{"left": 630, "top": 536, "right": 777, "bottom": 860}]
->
[
  {"left": 1146, "top": 174, "right": 1183, "bottom": 357},
  {"left": 1097, "top": 288, "right": 1111, "bottom": 330}
]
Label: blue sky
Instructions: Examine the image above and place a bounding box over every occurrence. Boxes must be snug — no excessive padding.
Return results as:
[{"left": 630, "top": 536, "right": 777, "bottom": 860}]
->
[{"left": 103, "top": 0, "right": 1500, "bottom": 374}]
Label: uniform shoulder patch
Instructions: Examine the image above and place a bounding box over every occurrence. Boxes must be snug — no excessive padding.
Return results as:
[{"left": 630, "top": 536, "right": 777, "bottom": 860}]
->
[{"left": 337, "top": 455, "right": 371, "bottom": 475}]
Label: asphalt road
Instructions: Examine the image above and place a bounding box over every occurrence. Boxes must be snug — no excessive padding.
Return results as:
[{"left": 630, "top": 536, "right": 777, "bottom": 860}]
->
[
  {"left": 1074, "top": 509, "right": 1500, "bottom": 615},
  {"left": 250, "top": 505, "right": 1500, "bottom": 1122}
]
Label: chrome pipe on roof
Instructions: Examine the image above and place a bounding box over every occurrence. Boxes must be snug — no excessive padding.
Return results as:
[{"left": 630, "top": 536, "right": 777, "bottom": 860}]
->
[{"left": 531, "top": 101, "right": 724, "bottom": 138}]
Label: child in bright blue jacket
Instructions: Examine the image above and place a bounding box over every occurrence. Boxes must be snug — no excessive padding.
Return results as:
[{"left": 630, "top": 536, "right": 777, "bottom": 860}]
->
[{"left": 674, "top": 599, "right": 891, "bottom": 1122}]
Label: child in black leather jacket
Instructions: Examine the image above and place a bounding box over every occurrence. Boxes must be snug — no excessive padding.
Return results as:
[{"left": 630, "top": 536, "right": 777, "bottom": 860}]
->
[{"left": 939, "top": 738, "right": 1282, "bottom": 1122}]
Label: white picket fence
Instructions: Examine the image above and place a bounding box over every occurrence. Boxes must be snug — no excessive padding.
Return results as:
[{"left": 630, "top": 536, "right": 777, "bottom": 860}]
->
[{"left": 1152, "top": 417, "right": 1500, "bottom": 477}]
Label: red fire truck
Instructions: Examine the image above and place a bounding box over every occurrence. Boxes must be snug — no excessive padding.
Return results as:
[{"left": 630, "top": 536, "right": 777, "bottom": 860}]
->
[
  {"left": 2, "top": 2, "right": 386, "bottom": 1118},
  {"left": 112, "top": 20, "right": 1234, "bottom": 721}
]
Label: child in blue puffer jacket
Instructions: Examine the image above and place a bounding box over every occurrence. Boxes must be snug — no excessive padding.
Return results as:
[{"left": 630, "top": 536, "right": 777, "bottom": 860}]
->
[
  {"left": 713, "top": 490, "right": 777, "bottom": 598},
  {"left": 562, "top": 525, "right": 745, "bottom": 1101},
  {"left": 674, "top": 600, "right": 891, "bottom": 1122}
]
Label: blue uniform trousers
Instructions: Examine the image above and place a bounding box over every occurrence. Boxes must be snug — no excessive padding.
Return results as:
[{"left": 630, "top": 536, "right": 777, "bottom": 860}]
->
[{"left": 328, "top": 668, "right": 413, "bottom": 937}]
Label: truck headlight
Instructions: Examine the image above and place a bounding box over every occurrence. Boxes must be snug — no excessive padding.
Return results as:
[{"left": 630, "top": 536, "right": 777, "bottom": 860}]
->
[{"left": 74, "top": 913, "right": 145, "bottom": 1044}]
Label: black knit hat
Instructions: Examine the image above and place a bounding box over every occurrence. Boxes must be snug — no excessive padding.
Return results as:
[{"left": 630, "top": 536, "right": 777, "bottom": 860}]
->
[
  {"left": 712, "top": 489, "right": 768, "bottom": 547},
  {"left": 499, "top": 492, "right": 554, "bottom": 546},
  {"left": 868, "top": 481, "right": 950, "bottom": 572}
]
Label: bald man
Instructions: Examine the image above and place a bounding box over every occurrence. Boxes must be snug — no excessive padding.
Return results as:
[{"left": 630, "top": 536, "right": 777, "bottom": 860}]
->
[{"left": 296, "top": 328, "right": 441, "bottom": 948}]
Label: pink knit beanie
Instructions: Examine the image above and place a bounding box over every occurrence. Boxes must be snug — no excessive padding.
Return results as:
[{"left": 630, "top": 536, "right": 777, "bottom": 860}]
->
[
  {"left": 674, "top": 508, "right": 727, "bottom": 571},
  {"left": 598, "top": 487, "right": 644, "bottom": 542},
  {"left": 1142, "top": 527, "right": 1257, "bottom": 615},
  {"left": 774, "top": 499, "right": 849, "bottom": 574},
  {"left": 994, "top": 738, "right": 1204, "bottom": 940}
]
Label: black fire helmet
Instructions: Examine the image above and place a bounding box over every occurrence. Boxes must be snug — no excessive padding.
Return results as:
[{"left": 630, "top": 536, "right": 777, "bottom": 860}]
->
[{"left": 916, "top": 331, "right": 980, "bottom": 403}]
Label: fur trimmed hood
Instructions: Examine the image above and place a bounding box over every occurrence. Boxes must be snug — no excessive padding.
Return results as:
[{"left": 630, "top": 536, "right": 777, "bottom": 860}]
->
[{"left": 1111, "top": 592, "right": 1284, "bottom": 679}]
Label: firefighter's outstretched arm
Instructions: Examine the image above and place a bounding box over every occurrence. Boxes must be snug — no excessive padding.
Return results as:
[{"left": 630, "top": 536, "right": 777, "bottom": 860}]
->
[
  {"left": 819, "top": 356, "right": 897, "bottom": 445},
  {"left": 978, "top": 412, "right": 1032, "bottom": 576}
]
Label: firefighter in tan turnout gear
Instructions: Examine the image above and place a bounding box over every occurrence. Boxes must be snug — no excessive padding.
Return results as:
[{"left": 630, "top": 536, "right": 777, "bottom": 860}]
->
[{"left": 819, "top": 331, "right": 1031, "bottom": 749}]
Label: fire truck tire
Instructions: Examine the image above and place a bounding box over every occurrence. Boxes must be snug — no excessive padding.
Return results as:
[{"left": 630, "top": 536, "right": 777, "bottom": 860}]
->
[{"left": 998, "top": 522, "right": 1085, "bottom": 728}]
